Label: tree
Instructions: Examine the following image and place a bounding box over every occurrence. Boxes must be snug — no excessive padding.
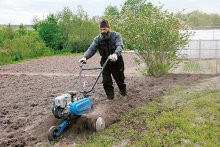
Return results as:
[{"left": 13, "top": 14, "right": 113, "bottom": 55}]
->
[
  {"left": 104, "top": 5, "right": 119, "bottom": 17},
  {"left": 37, "top": 14, "right": 63, "bottom": 51},
  {"left": 123, "top": 0, "right": 146, "bottom": 12},
  {"left": 103, "top": 5, "right": 120, "bottom": 31},
  {"left": 118, "top": 1, "right": 191, "bottom": 76},
  {"left": 92, "top": 16, "right": 101, "bottom": 23},
  {"left": 55, "top": 6, "right": 98, "bottom": 53},
  {"left": 18, "top": 24, "right": 27, "bottom": 35},
  {"left": 32, "top": 17, "right": 39, "bottom": 30},
  {"left": 57, "top": 7, "right": 74, "bottom": 49},
  {"left": 35, "top": 6, "right": 99, "bottom": 53},
  {"left": 178, "top": 10, "right": 220, "bottom": 27},
  {"left": 67, "top": 7, "right": 98, "bottom": 53}
]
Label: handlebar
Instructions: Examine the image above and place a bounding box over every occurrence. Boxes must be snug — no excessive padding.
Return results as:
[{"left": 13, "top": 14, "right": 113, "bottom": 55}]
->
[{"left": 79, "top": 58, "right": 110, "bottom": 97}]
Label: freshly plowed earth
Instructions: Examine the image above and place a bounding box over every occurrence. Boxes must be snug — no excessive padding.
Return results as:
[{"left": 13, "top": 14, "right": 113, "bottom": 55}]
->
[{"left": 0, "top": 53, "right": 215, "bottom": 146}]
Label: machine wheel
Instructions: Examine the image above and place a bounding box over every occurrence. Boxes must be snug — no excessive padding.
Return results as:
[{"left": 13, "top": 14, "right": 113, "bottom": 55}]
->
[{"left": 48, "top": 126, "right": 59, "bottom": 141}]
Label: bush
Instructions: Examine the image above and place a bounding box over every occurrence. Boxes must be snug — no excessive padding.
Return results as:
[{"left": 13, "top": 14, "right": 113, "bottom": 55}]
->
[
  {"left": 3, "top": 31, "right": 51, "bottom": 59},
  {"left": 62, "top": 16, "right": 99, "bottom": 53},
  {"left": 0, "top": 52, "right": 14, "bottom": 65},
  {"left": 0, "top": 35, "right": 3, "bottom": 48},
  {"left": 105, "top": 0, "right": 191, "bottom": 77},
  {"left": 36, "top": 14, "right": 63, "bottom": 51},
  {"left": 35, "top": 7, "right": 99, "bottom": 53},
  {"left": 57, "top": 7, "right": 99, "bottom": 53},
  {"left": 0, "top": 25, "right": 52, "bottom": 65},
  {"left": 0, "top": 26, "right": 16, "bottom": 48}
]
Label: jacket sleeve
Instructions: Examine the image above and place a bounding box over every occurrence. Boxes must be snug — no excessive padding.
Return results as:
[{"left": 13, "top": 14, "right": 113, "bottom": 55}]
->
[
  {"left": 84, "top": 37, "right": 99, "bottom": 59},
  {"left": 114, "top": 32, "right": 124, "bottom": 56}
]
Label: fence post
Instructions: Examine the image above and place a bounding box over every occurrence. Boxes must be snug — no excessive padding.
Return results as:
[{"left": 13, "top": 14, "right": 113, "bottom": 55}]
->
[
  {"left": 216, "top": 41, "right": 219, "bottom": 74},
  {"left": 199, "top": 40, "right": 201, "bottom": 59}
]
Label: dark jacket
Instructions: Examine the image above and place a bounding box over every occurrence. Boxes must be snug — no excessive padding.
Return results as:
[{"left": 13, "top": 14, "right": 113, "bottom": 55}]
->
[{"left": 84, "top": 32, "right": 124, "bottom": 62}]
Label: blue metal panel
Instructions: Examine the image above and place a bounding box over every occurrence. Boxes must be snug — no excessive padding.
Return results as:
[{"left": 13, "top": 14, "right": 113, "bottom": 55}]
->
[
  {"left": 55, "top": 120, "right": 68, "bottom": 137},
  {"left": 70, "top": 98, "right": 93, "bottom": 116}
]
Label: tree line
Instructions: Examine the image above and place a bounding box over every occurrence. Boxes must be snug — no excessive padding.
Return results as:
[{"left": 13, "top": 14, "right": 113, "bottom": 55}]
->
[
  {"left": 178, "top": 10, "right": 220, "bottom": 28},
  {"left": 0, "top": 6, "right": 99, "bottom": 65}
]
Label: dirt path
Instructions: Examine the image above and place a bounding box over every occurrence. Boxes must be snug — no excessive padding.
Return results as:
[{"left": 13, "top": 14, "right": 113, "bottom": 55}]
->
[{"left": 0, "top": 53, "right": 216, "bottom": 146}]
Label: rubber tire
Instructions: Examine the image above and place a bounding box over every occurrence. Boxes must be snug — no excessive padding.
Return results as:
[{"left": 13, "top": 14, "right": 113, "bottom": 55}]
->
[{"left": 48, "top": 126, "right": 59, "bottom": 142}]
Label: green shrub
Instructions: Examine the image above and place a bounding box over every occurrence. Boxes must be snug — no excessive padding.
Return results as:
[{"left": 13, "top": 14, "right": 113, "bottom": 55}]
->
[
  {"left": 58, "top": 7, "right": 99, "bottom": 53},
  {"left": 0, "top": 52, "right": 14, "bottom": 65},
  {"left": 0, "top": 26, "right": 16, "bottom": 48},
  {"left": 17, "top": 24, "right": 27, "bottom": 36},
  {"left": 0, "top": 35, "right": 3, "bottom": 48},
  {"left": 0, "top": 25, "right": 16, "bottom": 40},
  {"left": 0, "top": 27, "right": 52, "bottom": 65},
  {"left": 104, "top": 0, "right": 192, "bottom": 77},
  {"left": 36, "top": 14, "right": 63, "bottom": 51},
  {"left": 35, "top": 7, "right": 99, "bottom": 53},
  {"left": 3, "top": 32, "right": 51, "bottom": 59}
]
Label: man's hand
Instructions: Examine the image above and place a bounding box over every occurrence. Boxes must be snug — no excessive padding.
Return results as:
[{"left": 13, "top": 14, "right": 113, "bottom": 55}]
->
[
  {"left": 79, "top": 57, "right": 87, "bottom": 63},
  {"left": 108, "top": 53, "right": 118, "bottom": 62}
]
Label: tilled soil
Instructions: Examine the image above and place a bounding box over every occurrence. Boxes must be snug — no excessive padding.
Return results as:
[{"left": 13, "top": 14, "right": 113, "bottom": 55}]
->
[{"left": 0, "top": 53, "right": 215, "bottom": 146}]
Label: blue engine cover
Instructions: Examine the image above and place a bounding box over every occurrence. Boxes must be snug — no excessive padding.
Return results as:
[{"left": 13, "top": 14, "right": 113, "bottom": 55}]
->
[{"left": 70, "top": 98, "right": 92, "bottom": 116}]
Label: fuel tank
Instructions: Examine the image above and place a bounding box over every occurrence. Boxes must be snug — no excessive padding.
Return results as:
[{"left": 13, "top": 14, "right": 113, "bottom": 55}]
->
[{"left": 69, "top": 98, "right": 93, "bottom": 116}]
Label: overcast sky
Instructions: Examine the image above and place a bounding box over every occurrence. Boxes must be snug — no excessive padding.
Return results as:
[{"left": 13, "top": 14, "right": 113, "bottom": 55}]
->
[{"left": 0, "top": 0, "right": 220, "bottom": 25}]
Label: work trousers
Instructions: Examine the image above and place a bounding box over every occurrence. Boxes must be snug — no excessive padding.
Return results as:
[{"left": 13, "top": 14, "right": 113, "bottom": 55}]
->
[{"left": 101, "top": 56, "right": 126, "bottom": 98}]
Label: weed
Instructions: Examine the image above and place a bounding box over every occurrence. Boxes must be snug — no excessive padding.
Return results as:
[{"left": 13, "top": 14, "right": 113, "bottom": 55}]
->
[{"left": 183, "top": 60, "right": 202, "bottom": 72}]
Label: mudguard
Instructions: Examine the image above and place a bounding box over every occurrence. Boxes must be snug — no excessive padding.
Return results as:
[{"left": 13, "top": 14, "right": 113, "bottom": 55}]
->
[{"left": 70, "top": 98, "right": 93, "bottom": 116}]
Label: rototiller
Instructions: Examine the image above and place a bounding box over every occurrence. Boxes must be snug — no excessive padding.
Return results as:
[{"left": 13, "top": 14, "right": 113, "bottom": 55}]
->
[{"left": 48, "top": 58, "right": 110, "bottom": 141}]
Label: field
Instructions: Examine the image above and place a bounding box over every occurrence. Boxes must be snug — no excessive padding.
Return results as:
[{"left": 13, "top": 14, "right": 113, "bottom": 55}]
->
[{"left": 0, "top": 53, "right": 219, "bottom": 146}]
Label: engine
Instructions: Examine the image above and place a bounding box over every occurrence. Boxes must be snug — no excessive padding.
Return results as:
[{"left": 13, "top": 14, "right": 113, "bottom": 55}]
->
[
  {"left": 52, "top": 92, "right": 93, "bottom": 119},
  {"left": 52, "top": 93, "right": 72, "bottom": 119}
]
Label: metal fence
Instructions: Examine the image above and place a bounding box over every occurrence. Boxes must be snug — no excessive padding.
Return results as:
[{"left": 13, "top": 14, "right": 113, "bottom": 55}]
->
[
  {"left": 180, "top": 40, "right": 220, "bottom": 59},
  {"left": 178, "top": 39, "right": 220, "bottom": 74}
]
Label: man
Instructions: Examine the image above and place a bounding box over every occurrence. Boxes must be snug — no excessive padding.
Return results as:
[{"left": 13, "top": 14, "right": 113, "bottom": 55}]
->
[{"left": 79, "top": 19, "right": 126, "bottom": 100}]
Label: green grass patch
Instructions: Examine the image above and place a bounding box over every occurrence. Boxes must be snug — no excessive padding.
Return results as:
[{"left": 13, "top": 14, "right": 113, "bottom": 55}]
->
[
  {"left": 183, "top": 60, "right": 202, "bottom": 72},
  {"left": 79, "top": 87, "right": 220, "bottom": 146}
]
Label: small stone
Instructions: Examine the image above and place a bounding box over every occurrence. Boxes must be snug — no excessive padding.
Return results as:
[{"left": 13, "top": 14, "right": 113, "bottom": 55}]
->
[
  {"left": 30, "top": 103, "right": 38, "bottom": 107},
  {"left": 13, "top": 105, "right": 18, "bottom": 109},
  {"left": 7, "top": 133, "right": 14, "bottom": 139}
]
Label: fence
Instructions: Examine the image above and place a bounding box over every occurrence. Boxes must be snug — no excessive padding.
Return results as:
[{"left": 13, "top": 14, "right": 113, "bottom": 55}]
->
[
  {"left": 180, "top": 40, "right": 220, "bottom": 59},
  {"left": 177, "top": 39, "right": 220, "bottom": 74}
]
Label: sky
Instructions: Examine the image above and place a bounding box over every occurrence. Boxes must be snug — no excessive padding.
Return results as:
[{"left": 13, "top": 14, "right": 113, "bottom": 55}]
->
[{"left": 0, "top": 0, "right": 220, "bottom": 25}]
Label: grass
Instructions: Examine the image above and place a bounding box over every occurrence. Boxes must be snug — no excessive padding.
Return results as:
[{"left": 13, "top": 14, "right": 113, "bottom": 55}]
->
[
  {"left": 78, "top": 87, "right": 220, "bottom": 147},
  {"left": 183, "top": 60, "right": 202, "bottom": 72}
]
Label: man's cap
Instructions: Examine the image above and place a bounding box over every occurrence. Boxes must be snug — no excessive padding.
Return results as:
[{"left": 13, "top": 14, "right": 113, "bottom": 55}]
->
[{"left": 100, "top": 19, "right": 110, "bottom": 28}]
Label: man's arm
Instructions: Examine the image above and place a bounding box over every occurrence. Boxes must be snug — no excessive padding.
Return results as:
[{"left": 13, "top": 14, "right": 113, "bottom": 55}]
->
[
  {"left": 114, "top": 32, "right": 124, "bottom": 56},
  {"left": 84, "top": 37, "right": 99, "bottom": 59}
]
